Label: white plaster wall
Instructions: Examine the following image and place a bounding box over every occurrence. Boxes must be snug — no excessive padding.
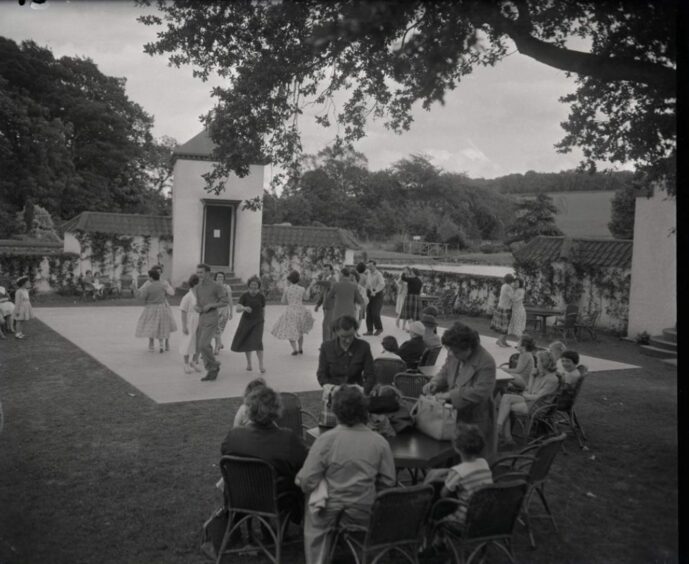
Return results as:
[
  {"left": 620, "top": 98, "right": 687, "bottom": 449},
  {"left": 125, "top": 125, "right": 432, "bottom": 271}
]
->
[
  {"left": 627, "top": 191, "right": 676, "bottom": 336},
  {"left": 64, "top": 232, "right": 80, "bottom": 254},
  {"left": 171, "top": 159, "right": 264, "bottom": 287}
]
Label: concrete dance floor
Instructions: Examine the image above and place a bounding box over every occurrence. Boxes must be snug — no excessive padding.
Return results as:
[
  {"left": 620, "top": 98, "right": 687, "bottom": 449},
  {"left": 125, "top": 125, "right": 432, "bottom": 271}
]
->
[{"left": 35, "top": 306, "right": 639, "bottom": 404}]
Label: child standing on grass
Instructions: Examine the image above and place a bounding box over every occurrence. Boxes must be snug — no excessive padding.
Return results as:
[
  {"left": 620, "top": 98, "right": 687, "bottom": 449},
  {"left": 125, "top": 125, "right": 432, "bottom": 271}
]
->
[
  {"left": 13, "top": 277, "right": 33, "bottom": 340},
  {"left": 0, "top": 286, "right": 15, "bottom": 338}
]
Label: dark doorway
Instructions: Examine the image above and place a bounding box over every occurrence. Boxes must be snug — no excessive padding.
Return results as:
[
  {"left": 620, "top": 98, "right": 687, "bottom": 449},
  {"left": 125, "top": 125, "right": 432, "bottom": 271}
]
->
[{"left": 203, "top": 205, "right": 233, "bottom": 267}]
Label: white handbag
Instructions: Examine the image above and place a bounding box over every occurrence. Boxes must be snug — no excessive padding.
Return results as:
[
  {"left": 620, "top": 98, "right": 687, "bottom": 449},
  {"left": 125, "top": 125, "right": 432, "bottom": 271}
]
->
[{"left": 411, "top": 395, "right": 457, "bottom": 441}]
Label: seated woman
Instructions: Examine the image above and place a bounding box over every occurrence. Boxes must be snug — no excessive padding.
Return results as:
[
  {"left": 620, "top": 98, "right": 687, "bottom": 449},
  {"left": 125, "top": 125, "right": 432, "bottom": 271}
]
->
[
  {"left": 500, "top": 334, "right": 536, "bottom": 392},
  {"left": 296, "top": 385, "right": 396, "bottom": 564},
  {"left": 317, "top": 315, "right": 376, "bottom": 394},
  {"left": 496, "top": 350, "right": 560, "bottom": 447},
  {"left": 221, "top": 386, "right": 307, "bottom": 521},
  {"left": 548, "top": 340, "right": 567, "bottom": 373},
  {"left": 397, "top": 321, "right": 427, "bottom": 369}
]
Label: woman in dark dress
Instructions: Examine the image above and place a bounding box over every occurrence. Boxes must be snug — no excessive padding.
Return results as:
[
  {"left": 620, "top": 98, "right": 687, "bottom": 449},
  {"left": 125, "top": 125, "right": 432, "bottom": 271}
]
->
[
  {"left": 401, "top": 267, "right": 423, "bottom": 322},
  {"left": 231, "top": 276, "right": 267, "bottom": 373}
]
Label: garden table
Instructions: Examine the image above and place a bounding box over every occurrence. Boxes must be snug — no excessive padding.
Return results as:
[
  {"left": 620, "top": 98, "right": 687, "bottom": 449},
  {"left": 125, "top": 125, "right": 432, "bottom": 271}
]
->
[
  {"left": 305, "top": 426, "right": 457, "bottom": 481},
  {"left": 419, "top": 295, "right": 439, "bottom": 311},
  {"left": 524, "top": 306, "right": 564, "bottom": 336}
]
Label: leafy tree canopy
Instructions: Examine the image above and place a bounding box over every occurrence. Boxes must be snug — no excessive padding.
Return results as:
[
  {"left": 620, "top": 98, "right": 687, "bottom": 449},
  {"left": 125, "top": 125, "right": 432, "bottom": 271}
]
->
[
  {"left": 0, "top": 38, "right": 174, "bottom": 237},
  {"left": 139, "top": 0, "right": 676, "bottom": 194},
  {"left": 504, "top": 192, "right": 563, "bottom": 244}
]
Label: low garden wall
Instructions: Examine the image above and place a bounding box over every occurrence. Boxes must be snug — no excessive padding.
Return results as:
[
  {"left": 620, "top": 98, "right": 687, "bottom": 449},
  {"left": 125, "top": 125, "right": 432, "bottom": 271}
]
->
[{"left": 0, "top": 253, "right": 80, "bottom": 294}]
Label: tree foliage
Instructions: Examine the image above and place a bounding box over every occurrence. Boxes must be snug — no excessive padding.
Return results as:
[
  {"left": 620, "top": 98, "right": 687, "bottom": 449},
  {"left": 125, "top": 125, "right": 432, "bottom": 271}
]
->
[
  {"left": 505, "top": 193, "right": 563, "bottom": 244},
  {"left": 608, "top": 176, "right": 653, "bottom": 239},
  {"left": 139, "top": 0, "right": 676, "bottom": 194},
  {"left": 0, "top": 38, "right": 172, "bottom": 237}
]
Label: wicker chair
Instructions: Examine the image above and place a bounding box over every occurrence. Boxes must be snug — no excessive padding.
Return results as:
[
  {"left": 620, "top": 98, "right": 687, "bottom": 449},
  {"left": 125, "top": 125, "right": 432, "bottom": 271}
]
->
[
  {"left": 374, "top": 358, "right": 407, "bottom": 386},
  {"left": 511, "top": 393, "right": 559, "bottom": 444},
  {"left": 217, "top": 455, "right": 299, "bottom": 564},
  {"left": 393, "top": 372, "right": 429, "bottom": 401},
  {"left": 327, "top": 484, "right": 434, "bottom": 564},
  {"left": 491, "top": 433, "right": 567, "bottom": 548},
  {"left": 551, "top": 366, "right": 588, "bottom": 448},
  {"left": 431, "top": 480, "right": 528, "bottom": 564},
  {"left": 419, "top": 346, "right": 442, "bottom": 368},
  {"left": 552, "top": 304, "right": 579, "bottom": 341},
  {"left": 119, "top": 275, "right": 136, "bottom": 297},
  {"left": 277, "top": 392, "right": 318, "bottom": 442},
  {"left": 575, "top": 310, "right": 600, "bottom": 341}
]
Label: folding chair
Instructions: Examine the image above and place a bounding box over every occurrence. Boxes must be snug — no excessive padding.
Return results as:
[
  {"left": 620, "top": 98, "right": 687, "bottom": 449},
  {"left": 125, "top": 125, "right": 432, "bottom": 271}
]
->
[
  {"left": 373, "top": 358, "right": 407, "bottom": 386},
  {"left": 327, "top": 484, "right": 434, "bottom": 564},
  {"left": 431, "top": 480, "right": 528, "bottom": 564},
  {"left": 491, "top": 433, "right": 567, "bottom": 548},
  {"left": 277, "top": 392, "right": 318, "bottom": 442},
  {"left": 217, "top": 455, "right": 300, "bottom": 564}
]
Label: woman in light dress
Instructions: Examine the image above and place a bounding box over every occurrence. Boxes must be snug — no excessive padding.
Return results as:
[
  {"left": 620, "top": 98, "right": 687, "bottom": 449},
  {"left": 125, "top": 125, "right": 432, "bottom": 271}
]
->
[
  {"left": 212, "top": 272, "right": 234, "bottom": 355},
  {"left": 13, "top": 276, "right": 33, "bottom": 339},
  {"left": 271, "top": 270, "right": 315, "bottom": 355},
  {"left": 135, "top": 268, "right": 177, "bottom": 353},
  {"left": 395, "top": 268, "right": 408, "bottom": 328},
  {"left": 506, "top": 277, "right": 527, "bottom": 342},
  {"left": 179, "top": 274, "right": 202, "bottom": 373}
]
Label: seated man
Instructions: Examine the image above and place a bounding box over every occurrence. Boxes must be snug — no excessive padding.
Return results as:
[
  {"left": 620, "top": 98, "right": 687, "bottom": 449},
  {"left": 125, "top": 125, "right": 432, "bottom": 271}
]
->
[
  {"left": 317, "top": 315, "right": 376, "bottom": 394},
  {"left": 558, "top": 349, "right": 582, "bottom": 386},
  {"left": 398, "top": 321, "right": 427, "bottom": 370},
  {"left": 496, "top": 350, "right": 560, "bottom": 447}
]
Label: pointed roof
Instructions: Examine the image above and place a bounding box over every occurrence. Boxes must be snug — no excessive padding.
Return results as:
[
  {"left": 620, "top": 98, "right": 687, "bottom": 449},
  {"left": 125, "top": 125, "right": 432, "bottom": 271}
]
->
[
  {"left": 172, "top": 129, "right": 270, "bottom": 164},
  {"left": 514, "top": 236, "right": 633, "bottom": 269},
  {"left": 61, "top": 212, "right": 172, "bottom": 237}
]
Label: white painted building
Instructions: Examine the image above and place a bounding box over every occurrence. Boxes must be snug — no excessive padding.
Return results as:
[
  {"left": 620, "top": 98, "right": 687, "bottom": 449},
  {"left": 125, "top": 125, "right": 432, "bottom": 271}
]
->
[
  {"left": 627, "top": 188, "right": 676, "bottom": 337},
  {"left": 171, "top": 130, "right": 265, "bottom": 288}
]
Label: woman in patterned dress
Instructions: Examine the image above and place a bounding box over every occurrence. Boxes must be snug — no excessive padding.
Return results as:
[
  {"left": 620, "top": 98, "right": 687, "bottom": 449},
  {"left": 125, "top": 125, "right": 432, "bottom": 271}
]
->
[
  {"left": 506, "top": 277, "right": 527, "bottom": 342},
  {"left": 490, "top": 274, "right": 515, "bottom": 347},
  {"left": 394, "top": 268, "right": 408, "bottom": 328},
  {"left": 179, "top": 274, "right": 202, "bottom": 373},
  {"left": 231, "top": 276, "right": 267, "bottom": 373},
  {"left": 271, "top": 270, "right": 315, "bottom": 355},
  {"left": 135, "top": 268, "right": 177, "bottom": 353},
  {"left": 212, "top": 272, "right": 234, "bottom": 355}
]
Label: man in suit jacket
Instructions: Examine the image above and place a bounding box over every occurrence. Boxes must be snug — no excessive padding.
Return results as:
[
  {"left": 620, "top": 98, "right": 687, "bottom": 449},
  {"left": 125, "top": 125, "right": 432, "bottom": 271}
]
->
[{"left": 423, "top": 322, "right": 497, "bottom": 460}]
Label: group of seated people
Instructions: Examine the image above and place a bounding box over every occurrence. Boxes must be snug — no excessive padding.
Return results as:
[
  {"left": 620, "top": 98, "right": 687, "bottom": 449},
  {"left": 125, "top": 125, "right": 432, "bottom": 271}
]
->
[
  {"left": 220, "top": 379, "right": 495, "bottom": 563},
  {"left": 497, "top": 335, "right": 584, "bottom": 447}
]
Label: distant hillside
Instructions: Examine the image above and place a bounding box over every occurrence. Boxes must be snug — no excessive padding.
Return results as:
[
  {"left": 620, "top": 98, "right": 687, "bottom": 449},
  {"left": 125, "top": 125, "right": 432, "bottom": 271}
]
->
[{"left": 468, "top": 170, "right": 634, "bottom": 195}]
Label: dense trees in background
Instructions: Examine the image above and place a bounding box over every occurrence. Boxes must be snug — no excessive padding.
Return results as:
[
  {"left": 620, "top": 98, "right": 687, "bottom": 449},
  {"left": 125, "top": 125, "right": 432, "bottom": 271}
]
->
[
  {"left": 0, "top": 38, "right": 174, "bottom": 238},
  {"left": 140, "top": 0, "right": 675, "bottom": 196},
  {"left": 504, "top": 193, "right": 563, "bottom": 244},
  {"left": 471, "top": 169, "right": 635, "bottom": 195}
]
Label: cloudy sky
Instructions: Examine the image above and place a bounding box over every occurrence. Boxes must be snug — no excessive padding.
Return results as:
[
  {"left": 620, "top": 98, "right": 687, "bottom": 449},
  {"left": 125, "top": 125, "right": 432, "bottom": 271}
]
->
[{"left": 0, "top": 0, "right": 615, "bottom": 179}]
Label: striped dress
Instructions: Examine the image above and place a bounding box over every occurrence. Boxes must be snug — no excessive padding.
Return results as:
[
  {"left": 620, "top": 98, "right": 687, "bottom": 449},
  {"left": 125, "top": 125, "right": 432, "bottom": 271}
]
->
[
  {"left": 442, "top": 458, "right": 493, "bottom": 525},
  {"left": 490, "top": 283, "right": 513, "bottom": 334}
]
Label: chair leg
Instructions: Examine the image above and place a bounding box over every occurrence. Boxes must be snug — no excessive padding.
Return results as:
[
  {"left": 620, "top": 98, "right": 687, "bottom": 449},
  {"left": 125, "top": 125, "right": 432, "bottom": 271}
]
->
[
  {"left": 466, "top": 542, "right": 488, "bottom": 564},
  {"left": 491, "top": 540, "right": 518, "bottom": 564},
  {"left": 216, "top": 511, "right": 235, "bottom": 564},
  {"left": 535, "top": 484, "right": 558, "bottom": 532},
  {"left": 572, "top": 409, "right": 587, "bottom": 447},
  {"left": 521, "top": 488, "right": 537, "bottom": 549}
]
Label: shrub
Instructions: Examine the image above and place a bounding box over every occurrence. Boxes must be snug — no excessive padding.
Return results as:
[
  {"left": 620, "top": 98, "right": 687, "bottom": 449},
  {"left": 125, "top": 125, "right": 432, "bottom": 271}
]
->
[{"left": 635, "top": 331, "right": 651, "bottom": 345}]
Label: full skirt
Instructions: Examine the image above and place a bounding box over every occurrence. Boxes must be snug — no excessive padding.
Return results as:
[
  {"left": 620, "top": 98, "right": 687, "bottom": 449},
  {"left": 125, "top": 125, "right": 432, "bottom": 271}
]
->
[
  {"left": 13, "top": 301, "right": 33, "bottom": 321},
  {"left": 271, "top": 304, "right": 314, "bottom": 341},
  {"left": 401, "top": 294, "right": 421, "bottom": 321},
  {"left": 231, "top": 316, "right": 264, "bottom": 352},
  {"left": 395, "top": 289, "right": 407, "bottom": 315},
  {"left": 178, "top": 311, "right": 199, "bottom": 355},
  {"left": 135, "top": 303, "right": 178, "bottom": 339},
  {"left": 507, "top": 304, "right": 527, "bottom": 337},
  {"left": 490, "top": 307, "right": 511, "bottom": 334}
]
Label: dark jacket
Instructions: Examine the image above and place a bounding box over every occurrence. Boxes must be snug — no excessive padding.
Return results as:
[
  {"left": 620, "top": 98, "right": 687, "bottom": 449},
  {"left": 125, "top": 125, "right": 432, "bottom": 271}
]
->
[
  {"left": 317, "top": 337, "right": 376, "bottom": 393},
  {"left": 398, "top": 335, "right": 426, "bottom": 369}
]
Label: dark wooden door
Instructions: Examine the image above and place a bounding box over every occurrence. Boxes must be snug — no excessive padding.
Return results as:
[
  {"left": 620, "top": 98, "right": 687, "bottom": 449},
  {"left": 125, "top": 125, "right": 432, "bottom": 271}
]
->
[{"left": 203, "top": 205, "right": 233, "bottom": 267}]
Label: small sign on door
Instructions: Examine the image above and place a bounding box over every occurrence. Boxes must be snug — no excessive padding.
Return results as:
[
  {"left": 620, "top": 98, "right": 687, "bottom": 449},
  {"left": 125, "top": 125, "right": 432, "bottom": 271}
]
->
[{"left": 213, "top": 229, "right": 221, "bottom": 238}]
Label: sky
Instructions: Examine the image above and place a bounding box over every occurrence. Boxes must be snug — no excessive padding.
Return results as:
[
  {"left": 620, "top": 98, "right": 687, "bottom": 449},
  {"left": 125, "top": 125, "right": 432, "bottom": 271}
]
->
[{"left": 0, "top": 0, "right": 625, "bottom": 180}]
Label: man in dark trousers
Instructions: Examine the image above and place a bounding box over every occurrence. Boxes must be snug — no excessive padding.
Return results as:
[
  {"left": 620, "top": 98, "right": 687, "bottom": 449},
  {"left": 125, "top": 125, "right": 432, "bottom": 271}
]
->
[
  {"left": 194, "top": 264, "right": 229, "bottom": 381},
  {"left": 364, "top": 260, "right": 385, "bottom": 336}
]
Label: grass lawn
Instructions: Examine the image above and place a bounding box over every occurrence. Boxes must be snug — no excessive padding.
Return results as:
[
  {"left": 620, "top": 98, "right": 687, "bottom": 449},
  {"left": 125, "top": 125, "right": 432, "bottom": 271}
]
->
[{"left": 0, "top": 304, "right": 678, "bottom": 563}]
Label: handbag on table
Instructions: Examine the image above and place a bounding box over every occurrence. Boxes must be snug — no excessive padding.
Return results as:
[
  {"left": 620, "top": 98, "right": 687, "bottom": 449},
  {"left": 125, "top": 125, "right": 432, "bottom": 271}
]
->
[{"left": 410, "top": 394, "right": 457, "bottom": 441}]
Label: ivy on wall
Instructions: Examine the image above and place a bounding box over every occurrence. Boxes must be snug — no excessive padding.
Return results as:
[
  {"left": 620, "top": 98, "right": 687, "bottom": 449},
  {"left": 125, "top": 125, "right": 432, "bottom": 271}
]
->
[
  {"left": 74, "top": 231, "right": 159, "bottom": 276},
  {"left": 260, "top": 244, "right": 347, "bottom": 299},
  {"left": 0, "top": 253, "right": 79, "bottom": 293}
]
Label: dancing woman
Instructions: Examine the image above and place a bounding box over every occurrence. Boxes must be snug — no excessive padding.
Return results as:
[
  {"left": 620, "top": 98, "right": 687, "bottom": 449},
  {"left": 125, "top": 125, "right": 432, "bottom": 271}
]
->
[
  {"left": 212, "top": 272, "right": 234, "bottom": 354},
  {"left": 179, "top": 274, "right": 202, "bottom": 373},
  {"left": 506, "top": 277, "right": 527, "bottom": 343},
  {"left": 231, "top": 276, "right": 267, "bottom": 373},
  {"left": 135, "top": 268, "right": 177, "bottom": 353},
  {"left": 271, "top": 270, "right": 314, "bottom": 355},
  {"left": 490, "top": 274, "right": 514, "bottom": 347}
]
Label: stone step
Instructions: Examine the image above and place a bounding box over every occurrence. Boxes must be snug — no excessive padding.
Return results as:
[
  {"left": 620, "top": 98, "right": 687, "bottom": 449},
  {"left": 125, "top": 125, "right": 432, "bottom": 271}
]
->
[
  {"left": 649, "top": 337, "right": 677, "bottom": 352},
  {"left": 639, "top": 344, "right": 678, "bottom": 359},
  {"left": 661, "top": 358, "right": 677, "bottom": 368},
  {"left": 662, "top": 328, "right": 676, "bottom": 343}
]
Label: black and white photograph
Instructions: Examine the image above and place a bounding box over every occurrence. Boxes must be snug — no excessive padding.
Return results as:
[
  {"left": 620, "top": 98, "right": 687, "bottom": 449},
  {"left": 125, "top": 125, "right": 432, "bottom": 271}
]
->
[{"left": 0, "top": 1, "right": 679, "bottom": 562}]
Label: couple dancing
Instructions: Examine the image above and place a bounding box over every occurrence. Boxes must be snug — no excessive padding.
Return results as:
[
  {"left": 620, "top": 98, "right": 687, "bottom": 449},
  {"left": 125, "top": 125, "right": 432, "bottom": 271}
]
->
[{"left": 490, "top": 273, "right": 527, "bottom": 347}]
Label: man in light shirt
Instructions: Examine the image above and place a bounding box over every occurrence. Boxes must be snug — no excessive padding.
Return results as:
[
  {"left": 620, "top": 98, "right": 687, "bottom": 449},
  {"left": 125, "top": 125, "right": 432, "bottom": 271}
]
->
[{"left": 363, "top": 260, "right": 385, "bottom": 336}]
